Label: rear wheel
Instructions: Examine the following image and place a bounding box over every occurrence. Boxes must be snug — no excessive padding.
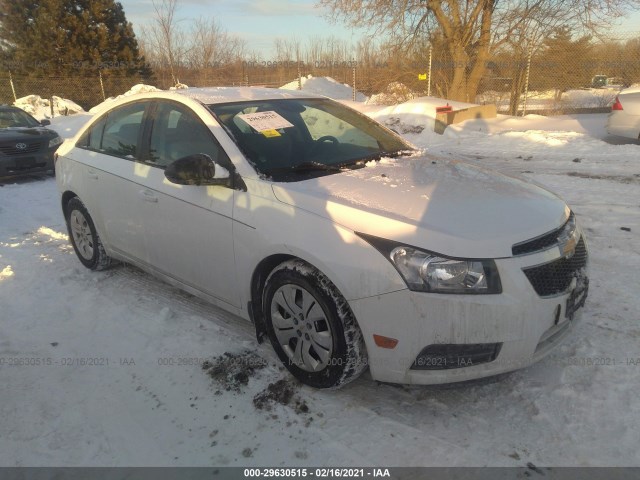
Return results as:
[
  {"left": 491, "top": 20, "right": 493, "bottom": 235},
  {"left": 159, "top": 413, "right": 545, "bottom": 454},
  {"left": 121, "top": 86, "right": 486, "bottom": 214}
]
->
[
  {"left": 263, "top": 259, "right": 367, "bottom": 388},
  {"left": 64, "top": 197, "right": 112, "bottom": 270}
]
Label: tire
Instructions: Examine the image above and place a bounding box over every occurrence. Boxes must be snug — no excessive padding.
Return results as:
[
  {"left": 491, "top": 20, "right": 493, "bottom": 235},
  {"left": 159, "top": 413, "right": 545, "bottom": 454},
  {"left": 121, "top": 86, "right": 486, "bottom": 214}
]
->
[
  {"left": 263, "top": 259, "right": 367, "bottom": 388},
  {"left": 64, "top": 197, "right": 112, "bottom": 271}
]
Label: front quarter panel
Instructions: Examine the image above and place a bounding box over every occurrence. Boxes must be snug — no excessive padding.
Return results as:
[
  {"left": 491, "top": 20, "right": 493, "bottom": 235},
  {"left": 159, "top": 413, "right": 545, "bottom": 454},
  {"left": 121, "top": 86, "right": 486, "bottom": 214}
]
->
[{"left": 233, "top": 178, "right": 407, "bottom": 308}]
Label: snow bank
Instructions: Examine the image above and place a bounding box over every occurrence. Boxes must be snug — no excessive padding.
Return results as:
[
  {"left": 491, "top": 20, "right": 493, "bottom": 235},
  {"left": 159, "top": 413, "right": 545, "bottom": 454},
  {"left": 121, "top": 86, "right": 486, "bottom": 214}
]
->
[
  {"left": 563, "top": 89, "right": 618, "bottom": 108},
  {"left": 479, "top": 88, "right": 621, "bottom": 111},
  {"left": 280, "top": 75, "right": 367, "bottom": 102},
  {"left": 89, "top": 84, "right": 162, "bottom": 113},
  {"left": 360, "top": 96, "right": 478, "bottom": 142},
  {"left": 14, "top": 95, "right": 84, "bottom": 120},
  {"left": 366, "top": 82, "right": 418, "bottom": 106}
]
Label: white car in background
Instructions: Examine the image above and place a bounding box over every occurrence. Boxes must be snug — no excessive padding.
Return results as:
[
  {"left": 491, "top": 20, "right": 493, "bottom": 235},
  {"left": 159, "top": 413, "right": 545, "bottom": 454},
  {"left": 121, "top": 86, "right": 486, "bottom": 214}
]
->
[
  {"left": 55, "top": 88, "right": 589, "bottom": 388},
  {"left": 607, "top": 87, "right": 640, "bottom": 140}
]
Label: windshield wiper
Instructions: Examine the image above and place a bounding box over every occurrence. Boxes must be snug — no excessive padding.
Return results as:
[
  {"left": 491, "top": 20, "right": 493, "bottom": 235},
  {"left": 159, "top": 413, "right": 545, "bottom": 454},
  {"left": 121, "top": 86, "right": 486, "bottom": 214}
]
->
[
  {"left": 265, "top": 161, "right": 346, "bottom": 175},
  {"left": 355, "top": 149, "right": 414, "bottom": 163}
]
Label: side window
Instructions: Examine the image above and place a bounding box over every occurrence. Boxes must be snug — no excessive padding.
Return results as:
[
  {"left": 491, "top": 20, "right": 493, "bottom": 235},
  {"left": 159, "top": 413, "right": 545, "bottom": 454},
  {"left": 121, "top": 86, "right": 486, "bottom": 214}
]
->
[
  {"left": 101, "top": 102, "right": 147, "bottom": 158},
  {"left": 147, "top": 102, "right": 227, "bottom": 168}
]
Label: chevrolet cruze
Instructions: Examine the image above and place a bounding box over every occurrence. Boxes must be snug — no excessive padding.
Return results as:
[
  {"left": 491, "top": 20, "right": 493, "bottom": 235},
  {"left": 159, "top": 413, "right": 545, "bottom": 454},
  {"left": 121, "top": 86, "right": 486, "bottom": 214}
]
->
[{"left": 56, "top": 88, "right": 589, "bottom": 388}]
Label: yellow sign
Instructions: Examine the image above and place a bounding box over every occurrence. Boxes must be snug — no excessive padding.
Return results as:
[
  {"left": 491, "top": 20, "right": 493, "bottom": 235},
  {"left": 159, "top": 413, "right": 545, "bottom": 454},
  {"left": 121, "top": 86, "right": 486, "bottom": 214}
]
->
[
  {"left": 262, "top": 129, "right": 281, "bottom": 138},
  {"left": 418, "top": 73, "right": 427, "bottom": 80}
]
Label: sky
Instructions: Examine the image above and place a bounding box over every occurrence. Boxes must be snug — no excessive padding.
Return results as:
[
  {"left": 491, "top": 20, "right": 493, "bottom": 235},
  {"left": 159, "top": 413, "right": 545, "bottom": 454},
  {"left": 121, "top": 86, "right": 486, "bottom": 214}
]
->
[
  {"left": 120, "top": 0, "right": 640, "bottom": 58},
  {"left": 119, "top": 0, "right": 369, "bottom": 58}
]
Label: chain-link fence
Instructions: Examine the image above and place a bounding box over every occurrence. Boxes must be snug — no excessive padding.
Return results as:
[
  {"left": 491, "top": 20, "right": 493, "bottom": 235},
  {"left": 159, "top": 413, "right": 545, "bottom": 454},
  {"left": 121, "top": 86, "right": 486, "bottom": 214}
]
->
[
  {"left": 0, "top": 72, "right": 148, "bottom": 112},
  {"left": 476, "top": 32, "right": 640, "bottom": 115},
  {"left": 2, "top": 31, "right": 639, "bottom": 116}
]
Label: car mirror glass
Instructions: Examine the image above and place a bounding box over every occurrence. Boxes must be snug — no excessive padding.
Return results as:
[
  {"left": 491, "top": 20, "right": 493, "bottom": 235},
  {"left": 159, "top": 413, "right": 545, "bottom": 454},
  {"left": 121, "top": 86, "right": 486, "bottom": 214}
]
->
[{"left": 40, "top": 119, "right": 51, "bottom": 126}]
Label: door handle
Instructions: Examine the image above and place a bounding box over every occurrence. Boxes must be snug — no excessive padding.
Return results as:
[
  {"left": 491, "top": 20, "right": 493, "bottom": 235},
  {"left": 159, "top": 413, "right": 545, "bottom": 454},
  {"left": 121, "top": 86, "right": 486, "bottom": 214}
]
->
[
  {"left": 87, "top": 168, "right": 98, "bottom": 180},
  {"left": 138, "top": 189, "right": 158, "bottom": 203}
]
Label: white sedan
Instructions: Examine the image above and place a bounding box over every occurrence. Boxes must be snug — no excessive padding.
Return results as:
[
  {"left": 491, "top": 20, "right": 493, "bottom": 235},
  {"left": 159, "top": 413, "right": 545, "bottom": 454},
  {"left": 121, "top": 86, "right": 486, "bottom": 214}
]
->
[
  {"left": 607, "top": 87, "right": 640, "bottom": 140},
  {"left": 55, "top": 88, "right": 589, "bottom": 388}
]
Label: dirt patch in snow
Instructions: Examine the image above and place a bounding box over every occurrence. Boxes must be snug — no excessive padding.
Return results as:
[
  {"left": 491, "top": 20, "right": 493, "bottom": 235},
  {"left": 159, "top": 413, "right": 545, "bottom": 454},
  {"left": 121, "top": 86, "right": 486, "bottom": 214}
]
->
[
  {"left": 202, "top": 351, "right": 267, "bottom": 392},
  {"left": 253, "top": 379, "right": 310, "bottom": 415}
]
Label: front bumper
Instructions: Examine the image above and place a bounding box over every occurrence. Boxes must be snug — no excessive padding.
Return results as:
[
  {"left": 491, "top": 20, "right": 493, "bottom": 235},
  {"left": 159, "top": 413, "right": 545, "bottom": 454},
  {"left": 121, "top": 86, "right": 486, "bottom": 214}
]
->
[
  {"left": 349, "top": 237, "right": 588, "bottom": 385},
  {"left": 0, "top": 149, "right": 56, "bottom": 178}
]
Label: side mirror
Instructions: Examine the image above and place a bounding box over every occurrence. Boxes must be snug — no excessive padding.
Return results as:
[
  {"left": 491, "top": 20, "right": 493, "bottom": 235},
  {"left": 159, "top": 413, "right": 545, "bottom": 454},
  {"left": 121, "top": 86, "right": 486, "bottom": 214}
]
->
[
  {"left": 164, "top": 153, "right": 231, "bottom": 186},
  {"left": 40, "top": 119, "right": 51, "bottom": 126}
]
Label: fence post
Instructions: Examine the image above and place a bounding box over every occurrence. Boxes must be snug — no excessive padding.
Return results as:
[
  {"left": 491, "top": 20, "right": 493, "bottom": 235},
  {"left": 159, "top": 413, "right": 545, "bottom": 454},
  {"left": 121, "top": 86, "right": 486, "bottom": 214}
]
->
[
  {"left": 522, "top": 47, "right": 532, "bottom": 116},
  {"left": 99, "top": 70, "right": 106, "bottom": 101},
  {"left": 352, "top": 67, "right": 356, "bottom": 101},
  {"left": 427, "top": 46, "right": 432, "bottom": 97},
  {"left": 8, "top": 71, "right": 17, "bottom": 103},
  {"left": 297, "top": 61, "right": 302, "bottom": 90}
]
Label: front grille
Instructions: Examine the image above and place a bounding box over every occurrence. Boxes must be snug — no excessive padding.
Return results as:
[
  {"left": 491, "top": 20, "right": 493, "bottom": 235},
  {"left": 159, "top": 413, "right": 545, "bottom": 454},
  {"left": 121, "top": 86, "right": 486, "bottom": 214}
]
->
[
  {"left": 522, "top": 237, "right": 588, "bottom": 297},
  {"left": 512, "top": 213, "right": 574, "bottom": 256},
  {"left": 0, "top": 141, "right": 44, "bottom": 155}
]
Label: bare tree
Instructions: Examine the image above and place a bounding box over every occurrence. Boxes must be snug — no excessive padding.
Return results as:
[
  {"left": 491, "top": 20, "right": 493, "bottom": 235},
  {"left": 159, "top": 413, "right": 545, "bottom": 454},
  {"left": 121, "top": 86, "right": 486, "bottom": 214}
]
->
[
  {"left": 318, "top": 0, "right": 640, "bottom": 101},
  {"left": 189, "top": 18, "right": 246, "bottom": 68},
  {"left": 141, "top": 0, "right": 189, "bottom": 85}
]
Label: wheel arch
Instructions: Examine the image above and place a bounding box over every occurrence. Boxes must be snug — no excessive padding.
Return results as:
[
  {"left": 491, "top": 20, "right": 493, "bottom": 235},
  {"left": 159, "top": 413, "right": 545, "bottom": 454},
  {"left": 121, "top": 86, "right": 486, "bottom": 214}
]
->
[
  {"left": 249, "top": 253, "right": 358, "bottom": 343},
  {"left": 249, "top": 253, "right": 297, "bottom": 343},
  {"left": 61, "top": 190, "right": 78, "bottom": 214}
]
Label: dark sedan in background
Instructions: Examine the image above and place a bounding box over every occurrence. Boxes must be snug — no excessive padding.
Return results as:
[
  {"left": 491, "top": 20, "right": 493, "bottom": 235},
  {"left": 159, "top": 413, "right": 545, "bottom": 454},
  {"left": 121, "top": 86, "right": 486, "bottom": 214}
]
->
[{"left": 0, "top": 105, "right": 63, "bottom": 178}]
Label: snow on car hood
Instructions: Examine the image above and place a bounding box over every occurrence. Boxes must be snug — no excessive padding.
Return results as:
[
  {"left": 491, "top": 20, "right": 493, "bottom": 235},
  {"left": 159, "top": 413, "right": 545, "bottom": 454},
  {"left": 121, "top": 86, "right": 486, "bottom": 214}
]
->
[
  {"left": 0, "top": 127, "right": 57, "bottom": 139},
  {"left": 271, "top": 154, "right": 569, "bottom": 258}
]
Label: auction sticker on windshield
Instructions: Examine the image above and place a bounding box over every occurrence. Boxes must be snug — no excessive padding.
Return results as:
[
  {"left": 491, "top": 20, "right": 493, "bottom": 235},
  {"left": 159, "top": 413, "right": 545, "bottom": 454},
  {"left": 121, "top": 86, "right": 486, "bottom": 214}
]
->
[{"left": 238, "top": 111, "right": 294, "bottom": 132}]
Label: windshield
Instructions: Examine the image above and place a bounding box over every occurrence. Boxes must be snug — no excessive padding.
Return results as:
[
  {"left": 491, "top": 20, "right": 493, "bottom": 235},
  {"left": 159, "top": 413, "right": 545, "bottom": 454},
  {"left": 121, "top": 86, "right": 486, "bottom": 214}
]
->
[
  {"left": 208, "top": 98, "right": 414, "bottom": 181},
  {"left": 0, "top": 109, "right": 41, "bottom": 128}
]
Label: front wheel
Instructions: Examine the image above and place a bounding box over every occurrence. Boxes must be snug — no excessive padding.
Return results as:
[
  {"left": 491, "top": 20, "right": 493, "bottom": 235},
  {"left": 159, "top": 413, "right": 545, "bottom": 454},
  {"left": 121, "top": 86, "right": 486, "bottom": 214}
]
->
[
  {"left": 263, "top": 259, "right": 367, "bottom": 388},
  {"left": 64, "top": 197, "right": 112, "bottom": 270}
]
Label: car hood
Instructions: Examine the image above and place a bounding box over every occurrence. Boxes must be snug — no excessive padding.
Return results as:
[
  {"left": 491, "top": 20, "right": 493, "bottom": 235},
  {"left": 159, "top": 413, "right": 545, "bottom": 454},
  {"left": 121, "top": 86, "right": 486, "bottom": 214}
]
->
[
  {"left": 271, "top": 154, "right": 569, "bottom": 258},
  {"left": 0, "top": 127, "right": 57, "bottom": 140}
]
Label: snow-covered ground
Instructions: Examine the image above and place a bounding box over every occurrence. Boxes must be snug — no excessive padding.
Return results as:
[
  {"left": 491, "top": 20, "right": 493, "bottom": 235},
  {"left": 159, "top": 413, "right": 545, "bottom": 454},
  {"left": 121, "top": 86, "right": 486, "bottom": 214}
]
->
[{"left": 1, "top": 92, "right": 640, "bottom": 468}]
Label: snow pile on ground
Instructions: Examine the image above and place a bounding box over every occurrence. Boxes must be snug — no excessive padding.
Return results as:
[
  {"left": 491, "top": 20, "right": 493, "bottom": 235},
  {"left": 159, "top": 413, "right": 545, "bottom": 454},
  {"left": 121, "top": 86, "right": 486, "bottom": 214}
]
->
[
  {"left": 356, "top": 96, "right": 478, "bottom": 143},
  {"left": 280, "top": 75, "right": 367, "bottom": 102},
  {"left": 478, "top": 88, "right": 621, "bottom": 112},
  {"left": 366, "top": 82, "right": 418, "bottom": 105},
  {"left": 89, "top": 84, "right": 162, "bottom": 113},
  {"left": 169, "top": 83, "right": 189, "bottom": 90},
  {"left": 14, "top": 95, "right": 84, "bottom": 120},
  {"left": 563, "top": 89, "right": 618, "bottom": 108}
]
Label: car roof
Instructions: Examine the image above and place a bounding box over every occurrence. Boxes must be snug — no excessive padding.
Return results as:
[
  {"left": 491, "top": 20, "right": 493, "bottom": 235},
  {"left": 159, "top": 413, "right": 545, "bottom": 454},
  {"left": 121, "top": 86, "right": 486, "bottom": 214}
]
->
[{"left": 169, "top": 87, "right": 325, "bottom": 104}]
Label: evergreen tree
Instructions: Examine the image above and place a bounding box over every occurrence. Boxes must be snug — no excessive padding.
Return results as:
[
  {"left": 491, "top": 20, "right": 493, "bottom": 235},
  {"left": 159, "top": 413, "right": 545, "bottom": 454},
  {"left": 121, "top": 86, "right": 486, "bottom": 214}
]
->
[{"left": 0, "top": 0, "right": 152, "bottom": 77}]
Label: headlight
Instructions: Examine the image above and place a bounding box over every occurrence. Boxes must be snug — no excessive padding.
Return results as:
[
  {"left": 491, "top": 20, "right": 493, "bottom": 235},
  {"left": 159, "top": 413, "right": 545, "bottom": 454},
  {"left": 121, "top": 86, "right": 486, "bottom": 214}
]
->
[
  {"left": 49, "top": 136, "right": 63, "bottom": 148},
  {"left": 357, "top": 233, "right": 501, "bottom": 294}
]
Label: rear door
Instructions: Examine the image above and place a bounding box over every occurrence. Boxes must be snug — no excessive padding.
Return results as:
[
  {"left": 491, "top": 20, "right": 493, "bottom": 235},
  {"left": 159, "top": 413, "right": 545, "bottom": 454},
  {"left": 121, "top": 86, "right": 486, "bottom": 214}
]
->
[{"left": 73, "top": 101, "right": 154, "bottom": 264}]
